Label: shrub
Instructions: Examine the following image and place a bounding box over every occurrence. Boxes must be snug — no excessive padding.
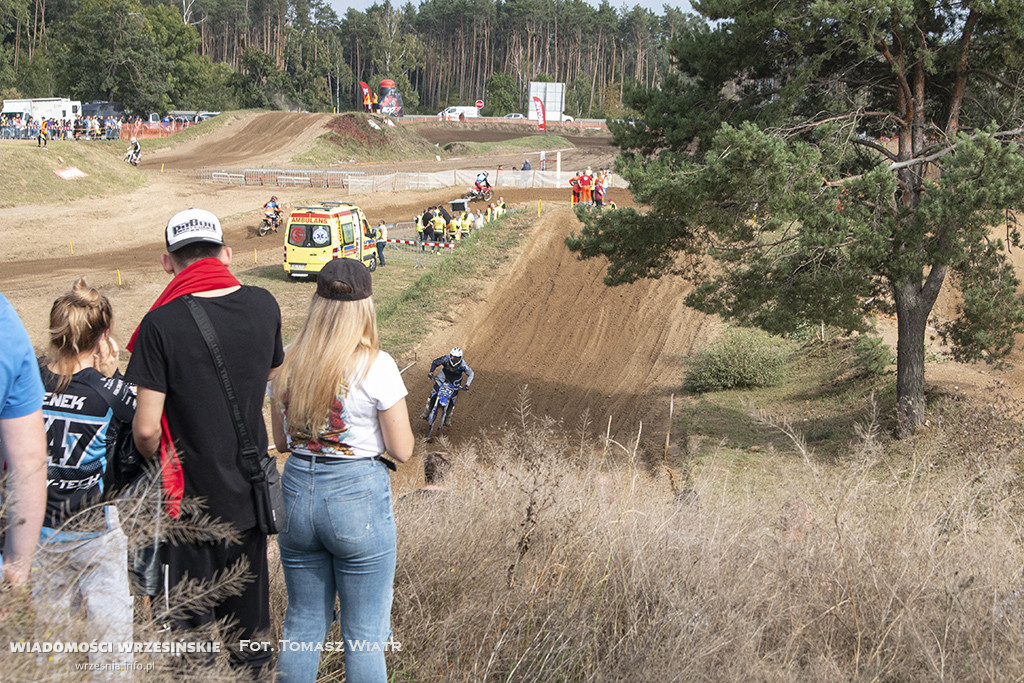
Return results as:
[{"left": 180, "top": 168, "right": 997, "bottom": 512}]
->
[
  {"left": 854, "top": 335, "right": 893, "bottom": 376},
  {"left": 683, "top": 327, "right": 791, "bottom": 393}
]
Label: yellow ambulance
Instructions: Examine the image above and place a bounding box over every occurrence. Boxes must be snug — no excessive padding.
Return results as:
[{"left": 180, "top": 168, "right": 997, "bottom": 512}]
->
[{"left": 283, "top": 201, "right": 378, "bottom": 278}]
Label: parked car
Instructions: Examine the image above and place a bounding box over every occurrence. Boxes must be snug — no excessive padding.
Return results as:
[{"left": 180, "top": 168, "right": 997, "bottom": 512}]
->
[
  {"left": 503, "top": 113, "right": 525, "bottom": 119},
  {"left": 437, "top": 106, "right": 481, "bottom": 121}
]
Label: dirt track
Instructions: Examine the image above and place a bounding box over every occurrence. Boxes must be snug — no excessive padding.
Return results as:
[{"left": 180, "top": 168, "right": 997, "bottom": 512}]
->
[
  {"left": 150, "top": 112, "right": 336, "bottom": 170},
  {"left": 403, "top": 208, "right": 715, "bottom": 440},
  {"left": 147, "top": 111, "right": 618, "bottom": 177}
]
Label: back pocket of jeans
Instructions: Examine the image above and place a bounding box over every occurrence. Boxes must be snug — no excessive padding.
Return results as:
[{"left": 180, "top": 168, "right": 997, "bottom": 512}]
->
[{"left": 326, "top": 490, "right": 374, "bottom": 543}]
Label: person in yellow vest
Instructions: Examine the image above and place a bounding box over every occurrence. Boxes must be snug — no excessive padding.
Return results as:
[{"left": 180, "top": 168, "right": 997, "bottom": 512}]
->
[
  {"left": 460, "top": 211, "right": 472, "bottom": 237},
  {"left": 415, "top": 212, "right": 425, "bottom": 251},
  {"left": 374, "top": 220, "right": 388, "bottom": 266},
  {"left": 363, "top": 91, "right": 371, "bottom": 112},
  {"left": 446, "top": 216, "right": 460, "bottom": 242},
  {"left": 371, "top": 92, "right": 379, "bottom": 112},
  {"left": 38, "top": 118, "right": 49, "bottom": 149},
  {"left": 431, "top": 211, "right": 447, "bottom": 252},
  {"left": 484, "top": 204, "right": 494, "bottom": 222}
]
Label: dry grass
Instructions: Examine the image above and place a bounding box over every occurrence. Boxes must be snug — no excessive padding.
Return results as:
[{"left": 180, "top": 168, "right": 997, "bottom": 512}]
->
[
  {"left": 380, "top": 388, "right": 1024, "bottom": 682},
  {"left": 4, "top": 388, "right": 1024, "bottom": 681}
]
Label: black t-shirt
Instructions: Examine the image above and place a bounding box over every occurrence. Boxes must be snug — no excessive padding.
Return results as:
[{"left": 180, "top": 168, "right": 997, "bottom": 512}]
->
[
  {"left": 125, "top": 287, "right": 284, "bottom": 530},
  {"left": 39, "top": 365, "right": 136, "bottom": 528}
]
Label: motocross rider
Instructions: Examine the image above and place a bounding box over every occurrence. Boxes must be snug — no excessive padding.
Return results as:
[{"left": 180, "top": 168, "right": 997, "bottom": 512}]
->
[
  {"left": 475, "top": 171, "right": 491, "bottom": 194},
  {"left": 263, "top": 195, "right": 282, "bottom": 230},
  {"left": 422, "top": 347, "right": 474, "bottom": 426},
  {"left": 127, "top": 136, "right": 141, "bottom": 162}
]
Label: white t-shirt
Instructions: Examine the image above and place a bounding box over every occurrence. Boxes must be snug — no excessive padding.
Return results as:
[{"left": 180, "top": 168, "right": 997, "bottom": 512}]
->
[{"left": 285, "top": 351, "right": 408, "bottom": 460}]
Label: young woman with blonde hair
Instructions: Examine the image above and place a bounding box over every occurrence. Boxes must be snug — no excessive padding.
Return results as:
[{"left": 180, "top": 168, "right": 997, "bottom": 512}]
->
[
  {"left": 270, "top": 258, "right": 413, "bottom": 683},
  {"left": 36, "top": 278, "right": 134, "bottom": 669}
]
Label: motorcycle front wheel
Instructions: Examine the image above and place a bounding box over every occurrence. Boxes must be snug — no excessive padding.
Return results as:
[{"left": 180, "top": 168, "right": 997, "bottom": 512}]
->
[
  {"left": 481, "top": 189, "right": 493, "bottom": 201},
  {"left": 427, "top": 406, "right": 440, "bottom": 442},
  {"left": 258, "top": 223, "right": 271, "bottom": 237}
]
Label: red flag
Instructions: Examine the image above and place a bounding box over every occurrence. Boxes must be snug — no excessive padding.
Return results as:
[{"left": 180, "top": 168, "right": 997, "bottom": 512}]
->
[{"left": 532, "top": 96, "right": 546, "bottom": 131}]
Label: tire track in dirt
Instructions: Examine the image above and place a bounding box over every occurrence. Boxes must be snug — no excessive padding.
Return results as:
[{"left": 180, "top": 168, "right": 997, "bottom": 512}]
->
[
  {"left": 149, "top": 112, "right": 335, "bottom": 170},
  {"left": 405, "top": 207, "right": 718, "bottom": 445}
]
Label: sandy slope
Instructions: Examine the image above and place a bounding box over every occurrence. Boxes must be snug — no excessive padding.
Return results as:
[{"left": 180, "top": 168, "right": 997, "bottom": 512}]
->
[
  {"left": 403, "top": 207, "right": 716, "bottom": 442},
  {"left": 148, "top": 112, "right": 336, "bottom": 170}
]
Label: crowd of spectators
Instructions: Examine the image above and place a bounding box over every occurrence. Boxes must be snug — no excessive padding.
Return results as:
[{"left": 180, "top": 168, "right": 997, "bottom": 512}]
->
[{"left": 0, "top": 114, "right": 141, "bottom": 141}]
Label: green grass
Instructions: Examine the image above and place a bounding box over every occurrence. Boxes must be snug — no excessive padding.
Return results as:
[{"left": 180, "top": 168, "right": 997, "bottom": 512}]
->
[
  {"left": 440, "top": 134, "right": 573, "bottom": 157},
  {"left": 0, "top": 139, "right": 147, "bottom": 207},
  {"left": 681, "top": 337, "right": 896, "bottom": 465},
  {"left": 376, "top": 212, "right": 528, "bottom": 355}
]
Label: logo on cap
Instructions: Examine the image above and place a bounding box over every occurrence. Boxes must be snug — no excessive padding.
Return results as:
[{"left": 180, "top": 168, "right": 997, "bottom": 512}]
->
[{"left": 165, "top": 208, "right": 224, "bottom": 252}]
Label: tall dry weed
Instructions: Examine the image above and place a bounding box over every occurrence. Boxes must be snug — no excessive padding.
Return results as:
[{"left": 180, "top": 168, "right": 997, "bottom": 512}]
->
[
  {"left": 384, "top": 388, "right": 1024, "bottom": 681},
  {"left": 5, "top": 387, "right": 1024, "bottom": 681}
]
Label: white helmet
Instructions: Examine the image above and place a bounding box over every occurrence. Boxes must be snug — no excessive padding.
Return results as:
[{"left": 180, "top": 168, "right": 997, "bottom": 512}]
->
[
  {"left": 448, "top": 347, "right": 463, "bottom": 365},
  {"left": 130, "top": 137, "right": 137, "bottom": 143}
]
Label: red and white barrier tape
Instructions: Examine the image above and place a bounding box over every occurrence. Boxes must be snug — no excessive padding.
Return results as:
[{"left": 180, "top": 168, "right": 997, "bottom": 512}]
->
[{"left": 386, "top": 238, "right": 455, "bottom": 248}]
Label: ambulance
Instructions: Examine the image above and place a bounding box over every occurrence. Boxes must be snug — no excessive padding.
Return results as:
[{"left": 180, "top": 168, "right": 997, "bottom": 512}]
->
[{"left": 283, "top": 201, "right": 378, "bottom": 278}]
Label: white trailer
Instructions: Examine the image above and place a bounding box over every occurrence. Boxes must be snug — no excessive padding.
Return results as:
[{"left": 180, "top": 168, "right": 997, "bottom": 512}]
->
[{"left": 1, "top": 97, "right": 82, "bottom": 122}]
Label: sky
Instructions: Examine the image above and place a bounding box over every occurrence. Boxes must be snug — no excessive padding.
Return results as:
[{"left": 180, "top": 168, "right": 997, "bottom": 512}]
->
[{"left": 328, "top": 0, "right": 695, "bottom": 17}]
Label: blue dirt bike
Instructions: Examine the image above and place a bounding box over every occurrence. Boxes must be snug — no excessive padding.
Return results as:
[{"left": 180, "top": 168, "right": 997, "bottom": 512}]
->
[{"left": 426, "top": 379, "right": 458, "bottom": 442}]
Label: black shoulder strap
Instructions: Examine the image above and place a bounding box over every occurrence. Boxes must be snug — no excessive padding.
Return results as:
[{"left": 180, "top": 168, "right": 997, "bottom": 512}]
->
[
  {"left": 181, "top": 295, "right": 266, "bottom": 485},
  {"left": 78, "top": 369, "right": 135, "bottom": 423}
]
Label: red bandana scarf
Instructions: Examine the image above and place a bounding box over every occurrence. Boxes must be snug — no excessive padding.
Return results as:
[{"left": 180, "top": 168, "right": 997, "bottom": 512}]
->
[{"left": 127, "top": 258, "right": 240, "bottom": 516}]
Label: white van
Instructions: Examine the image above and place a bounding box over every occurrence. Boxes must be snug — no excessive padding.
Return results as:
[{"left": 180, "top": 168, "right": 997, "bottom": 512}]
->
[{"left": 437, "top": 106, "right": 481, "bottom": 121}]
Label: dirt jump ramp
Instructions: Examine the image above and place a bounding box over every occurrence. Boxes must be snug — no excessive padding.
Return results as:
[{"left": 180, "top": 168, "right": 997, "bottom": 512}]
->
[
  {"left": 407, "top": 207, "right": 717, "bottom": 446},
  {"left": 149, "top": 112, "right": 334, "bottom": 171}
]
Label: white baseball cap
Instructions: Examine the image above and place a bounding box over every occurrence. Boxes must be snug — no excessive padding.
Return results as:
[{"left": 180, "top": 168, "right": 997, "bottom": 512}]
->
[{"left": 165, "top": 208, "right": 225, "bottom": 253}]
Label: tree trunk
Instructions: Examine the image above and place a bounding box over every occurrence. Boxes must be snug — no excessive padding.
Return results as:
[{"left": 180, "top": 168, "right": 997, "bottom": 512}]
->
[
  {"left": 893, "top": 281, "right": 927, "bottom": 437},
  {"left": 892, "top": 264, "right": 946, "bottom": 438}
]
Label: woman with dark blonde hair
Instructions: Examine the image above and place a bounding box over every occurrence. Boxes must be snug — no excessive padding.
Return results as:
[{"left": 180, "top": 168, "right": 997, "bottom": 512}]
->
[
  {"left": 36, "top": 278, "right": 134, "bottom": 669},
  {"left": 270, "top": 258, "right": 413, "bottom": 683}
]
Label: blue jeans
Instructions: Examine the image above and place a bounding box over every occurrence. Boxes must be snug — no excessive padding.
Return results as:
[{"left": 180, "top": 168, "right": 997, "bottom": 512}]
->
[{"left": 276, "top": 456, "right": 396, "bottom": 683}]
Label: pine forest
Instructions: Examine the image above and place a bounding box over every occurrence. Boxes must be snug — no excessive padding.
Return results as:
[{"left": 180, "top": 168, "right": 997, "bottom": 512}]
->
[{"left": 0, "top": 0, "right": 695, "bottom": 117}]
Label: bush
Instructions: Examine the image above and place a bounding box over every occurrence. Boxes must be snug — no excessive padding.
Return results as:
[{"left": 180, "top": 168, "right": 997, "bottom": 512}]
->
[
  {"left": 683, "top": 327, "right": 791, "bottom": 393},
  {"left": 854, "top": 335, "right": 893, "bottom": 376}
]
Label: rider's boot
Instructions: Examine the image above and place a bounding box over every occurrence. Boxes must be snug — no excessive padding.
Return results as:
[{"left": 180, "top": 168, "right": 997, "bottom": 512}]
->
[
  {"left": 420, "top": 399, "right": 432, "bottom": 420},
  {"left": 443, "top": 405, "right": 454, "bottom": 427}
]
